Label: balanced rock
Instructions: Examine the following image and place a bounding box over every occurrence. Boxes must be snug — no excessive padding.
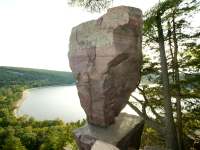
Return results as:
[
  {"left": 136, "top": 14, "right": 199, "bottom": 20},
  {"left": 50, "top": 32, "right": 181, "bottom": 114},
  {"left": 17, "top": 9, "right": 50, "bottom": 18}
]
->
[{"left": 68, "top": 6, "right": 143, "bottom": 127}]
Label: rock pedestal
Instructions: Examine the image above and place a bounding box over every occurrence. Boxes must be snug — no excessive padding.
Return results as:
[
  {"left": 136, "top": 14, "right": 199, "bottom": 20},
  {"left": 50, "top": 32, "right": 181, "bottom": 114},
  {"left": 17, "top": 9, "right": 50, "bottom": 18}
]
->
[
  {"left": 68, "top": 6, "right": 143, "bottom": 127},
  {"left": 74, "top": 113, "right": 144, "bottom": 150}
]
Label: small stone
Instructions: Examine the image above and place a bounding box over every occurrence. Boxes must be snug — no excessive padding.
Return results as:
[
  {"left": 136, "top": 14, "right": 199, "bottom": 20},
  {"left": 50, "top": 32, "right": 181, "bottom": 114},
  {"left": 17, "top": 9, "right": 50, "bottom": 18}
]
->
[{"left": 91, "top": 141, "right": 119, "bottom": 150}]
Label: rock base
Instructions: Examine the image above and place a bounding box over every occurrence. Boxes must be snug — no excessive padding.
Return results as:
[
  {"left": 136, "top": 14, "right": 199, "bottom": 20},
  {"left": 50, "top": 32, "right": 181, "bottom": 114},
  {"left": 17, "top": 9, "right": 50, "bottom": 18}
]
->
[{"left": 74, "top": 113, "right": 144, "bottom": 150}]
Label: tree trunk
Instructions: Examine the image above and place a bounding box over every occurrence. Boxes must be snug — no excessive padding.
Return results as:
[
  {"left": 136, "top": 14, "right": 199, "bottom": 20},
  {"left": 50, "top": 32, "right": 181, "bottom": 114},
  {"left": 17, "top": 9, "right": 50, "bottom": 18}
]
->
[
  {"left": 156, "top": 13, "right": 179, "bottom": 150},
  {"left": 167, "top": 21, "right": 175, "bottom": 82},
  {"left": 172, "top": 12, "right": 183, "bottom": 150}
]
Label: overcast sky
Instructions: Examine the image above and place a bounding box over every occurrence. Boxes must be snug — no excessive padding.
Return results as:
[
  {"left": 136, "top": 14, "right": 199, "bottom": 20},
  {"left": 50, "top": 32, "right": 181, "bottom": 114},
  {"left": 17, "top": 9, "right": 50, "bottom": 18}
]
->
[{"left": 0, "top": 0, "right": 161, "bottom": 71}]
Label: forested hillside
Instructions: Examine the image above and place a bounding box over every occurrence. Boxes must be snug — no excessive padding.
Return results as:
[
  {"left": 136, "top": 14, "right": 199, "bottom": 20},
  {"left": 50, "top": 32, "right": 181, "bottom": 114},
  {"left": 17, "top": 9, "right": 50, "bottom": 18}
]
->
[{"left": 0, "top": 66, "right": 75, "bottom": 87}]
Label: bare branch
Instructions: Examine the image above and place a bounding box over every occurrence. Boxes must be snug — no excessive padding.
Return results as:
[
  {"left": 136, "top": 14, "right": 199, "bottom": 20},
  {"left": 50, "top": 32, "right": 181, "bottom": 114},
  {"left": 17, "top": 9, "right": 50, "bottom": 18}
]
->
[
  {"left": 137, "top": 86, "right": 165, "bottom": 123},
  {"left": 127, "top": 101, "right": 164, "bottom": 134}
]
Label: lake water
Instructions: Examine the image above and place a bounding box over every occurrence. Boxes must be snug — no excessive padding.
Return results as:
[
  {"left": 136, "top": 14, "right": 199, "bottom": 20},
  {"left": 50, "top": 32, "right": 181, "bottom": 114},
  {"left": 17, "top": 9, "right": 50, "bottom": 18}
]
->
[{"left": 16, "top": 86, "right": 138, "bottom": 122}]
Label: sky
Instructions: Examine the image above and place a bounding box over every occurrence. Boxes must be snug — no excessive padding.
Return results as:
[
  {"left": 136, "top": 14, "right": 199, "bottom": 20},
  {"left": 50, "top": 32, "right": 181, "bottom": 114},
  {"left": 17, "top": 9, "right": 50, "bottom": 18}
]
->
[{"left": 0, "top": 0, "right": 163, "bottom": 71}]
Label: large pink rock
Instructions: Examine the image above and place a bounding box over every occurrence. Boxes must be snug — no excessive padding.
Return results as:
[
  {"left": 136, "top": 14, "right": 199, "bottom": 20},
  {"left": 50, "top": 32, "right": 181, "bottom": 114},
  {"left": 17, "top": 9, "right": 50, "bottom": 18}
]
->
[{"left": 68, "top": 6, "right": 143, "bottom": 127}]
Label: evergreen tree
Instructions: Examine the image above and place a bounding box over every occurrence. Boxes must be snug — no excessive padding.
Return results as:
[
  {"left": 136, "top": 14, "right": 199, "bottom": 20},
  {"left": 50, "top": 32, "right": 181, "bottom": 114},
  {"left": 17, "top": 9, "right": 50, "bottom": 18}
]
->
[{"left": 69, "top": 0, "right": 200, "bottom": 149}]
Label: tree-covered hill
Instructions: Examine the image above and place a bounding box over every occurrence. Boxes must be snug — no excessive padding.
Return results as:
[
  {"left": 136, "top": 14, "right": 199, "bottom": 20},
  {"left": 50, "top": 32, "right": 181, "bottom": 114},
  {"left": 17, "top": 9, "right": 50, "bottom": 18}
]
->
[{"left": 0, "top": 66, "right": 75, "bottom": 87}]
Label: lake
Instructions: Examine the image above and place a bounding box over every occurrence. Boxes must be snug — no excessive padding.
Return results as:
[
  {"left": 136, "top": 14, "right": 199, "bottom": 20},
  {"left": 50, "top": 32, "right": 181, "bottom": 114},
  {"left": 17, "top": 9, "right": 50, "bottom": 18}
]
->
[{"left": 16, "top": 86, "right": 138, "bottom": 122}]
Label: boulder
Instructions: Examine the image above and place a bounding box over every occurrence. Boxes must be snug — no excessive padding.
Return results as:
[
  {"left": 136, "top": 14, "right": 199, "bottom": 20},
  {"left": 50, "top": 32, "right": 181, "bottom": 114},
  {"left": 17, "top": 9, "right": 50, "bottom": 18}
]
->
[{"left": 68, "top": 6, "right": 143, "bottom": 127}]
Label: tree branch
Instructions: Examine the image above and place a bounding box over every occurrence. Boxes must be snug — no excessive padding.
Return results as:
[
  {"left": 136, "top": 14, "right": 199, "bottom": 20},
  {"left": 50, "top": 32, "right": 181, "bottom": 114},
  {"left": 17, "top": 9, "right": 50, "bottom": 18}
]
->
[
  {"left": 127, "top": 101, "right": 164, "bottom": 135},
  {"left": 137, "top": 87, "right": 165, "bottom": 123}
]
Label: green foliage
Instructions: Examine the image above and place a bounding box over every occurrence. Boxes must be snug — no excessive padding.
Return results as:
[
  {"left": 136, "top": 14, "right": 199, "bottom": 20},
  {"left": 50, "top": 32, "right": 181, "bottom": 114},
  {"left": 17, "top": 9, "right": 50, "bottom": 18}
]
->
[
  {"left": 141, "top": 126, "right": 165, "bottom": 147},
  {"left": 68, "top": 0, "right": 113, "bottom": 12},
  {"left": 2, "top": 135, "right": 27, "bottom": 150},
  {"left": 182, "top": 43, "right": 200, "bottom": 70},
  {"left": 136, "top": 0, "right": 200, "bottom": 148},
  {"left": 0, "top": 67, "right": 83, "bottom": 150}
]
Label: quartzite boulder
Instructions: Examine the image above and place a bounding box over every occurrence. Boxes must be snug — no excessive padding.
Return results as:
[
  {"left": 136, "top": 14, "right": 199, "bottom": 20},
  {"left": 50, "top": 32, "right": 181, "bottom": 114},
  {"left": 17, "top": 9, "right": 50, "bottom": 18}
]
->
[{"left": 68, "top": 6, "right": 143, "bottom": 127}]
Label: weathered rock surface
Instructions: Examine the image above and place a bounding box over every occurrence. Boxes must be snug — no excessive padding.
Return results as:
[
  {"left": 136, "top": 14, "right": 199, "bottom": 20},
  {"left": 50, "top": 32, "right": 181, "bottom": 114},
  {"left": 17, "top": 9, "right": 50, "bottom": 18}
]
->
[
  {"left": 74, "top": 113, "right": 144, "bottom": 150},
  {"left": 68, "top": 6, "right": 143, "bottom": 127},
  {"left": 91, "top": 141, "right": 119, "bottom": 150}
]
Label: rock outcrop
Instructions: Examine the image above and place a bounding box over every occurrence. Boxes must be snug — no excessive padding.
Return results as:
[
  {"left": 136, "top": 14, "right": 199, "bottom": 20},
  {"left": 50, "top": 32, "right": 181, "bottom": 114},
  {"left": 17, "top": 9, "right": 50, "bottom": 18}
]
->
[
  {"left": 68, "top": 6, "right": 143, "bottom": 127},
  {"left": 74, "top": 113, "right": 144, "bottom": 150}
]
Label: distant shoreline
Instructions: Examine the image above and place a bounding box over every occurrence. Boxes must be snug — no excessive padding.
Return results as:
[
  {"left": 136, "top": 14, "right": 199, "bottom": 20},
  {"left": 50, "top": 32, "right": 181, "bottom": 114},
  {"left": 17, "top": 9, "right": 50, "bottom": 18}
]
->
[
  {"left": 29, "top": 83, "right": 76, "bottom": 90},
  {"left": 14, "top": 89, "right": 30, "bottom": 116}
]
